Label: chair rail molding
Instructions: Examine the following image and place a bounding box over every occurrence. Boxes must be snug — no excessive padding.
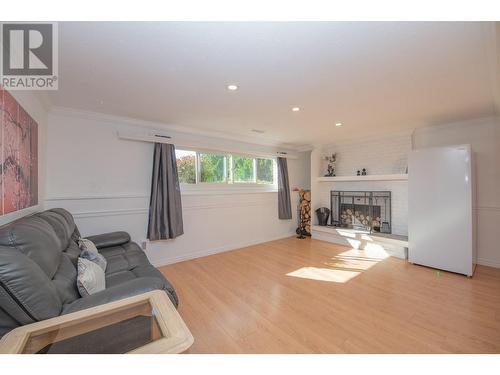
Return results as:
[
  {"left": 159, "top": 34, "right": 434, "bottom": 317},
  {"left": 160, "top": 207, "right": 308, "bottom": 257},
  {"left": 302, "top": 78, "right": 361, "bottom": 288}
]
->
[
  {"left": 44, "top": 192, "right": 299, "bottom": 267},
  {"left": 45, "top": 194, "right": 148, "bottom": 201},
  {"left": 44, "top": 192, "right": 290, "bottom": 218}
]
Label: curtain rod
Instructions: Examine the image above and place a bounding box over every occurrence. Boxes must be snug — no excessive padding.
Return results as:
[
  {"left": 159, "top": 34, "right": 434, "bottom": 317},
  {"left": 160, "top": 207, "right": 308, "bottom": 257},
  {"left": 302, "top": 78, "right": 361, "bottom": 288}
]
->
[{"left": 117, "top": 131, "right": 299, "bottom": 159}]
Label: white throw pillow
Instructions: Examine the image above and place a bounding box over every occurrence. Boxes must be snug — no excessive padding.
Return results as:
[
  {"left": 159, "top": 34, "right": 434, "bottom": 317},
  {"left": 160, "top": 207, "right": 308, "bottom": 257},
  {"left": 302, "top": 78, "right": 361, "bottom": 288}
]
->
[
  {"left": 78, "top": 238, "right": 98, "bottom": 253},
  {"left": 77, "top": 257, "right": 105, "bottom": 297},
  {"left": 78, "top": 238, "right": 107, "bottom": 271}
]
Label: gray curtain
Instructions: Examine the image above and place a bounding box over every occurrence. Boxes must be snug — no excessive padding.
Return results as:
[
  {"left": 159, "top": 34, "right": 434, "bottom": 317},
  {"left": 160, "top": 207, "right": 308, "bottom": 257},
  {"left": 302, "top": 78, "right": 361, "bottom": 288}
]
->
[
  {"left": 147, "top": 143, "right": 184, "bottom": 240},
  {"left": 277, "top": 157, "right": 292, "bottom": 220}
]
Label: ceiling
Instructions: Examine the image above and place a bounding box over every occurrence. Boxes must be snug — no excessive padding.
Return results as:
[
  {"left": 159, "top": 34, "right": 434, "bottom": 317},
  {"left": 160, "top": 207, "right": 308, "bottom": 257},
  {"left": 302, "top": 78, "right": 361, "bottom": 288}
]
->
[{"left": 47, "top": 22, "right": 500, "bottom": 149}]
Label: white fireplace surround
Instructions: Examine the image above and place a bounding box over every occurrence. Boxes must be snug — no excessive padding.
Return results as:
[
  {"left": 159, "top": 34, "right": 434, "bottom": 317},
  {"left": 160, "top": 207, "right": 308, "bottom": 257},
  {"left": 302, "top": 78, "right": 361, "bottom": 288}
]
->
[{"left": 310, "top": 133, "right": 410, "bottom": 258}]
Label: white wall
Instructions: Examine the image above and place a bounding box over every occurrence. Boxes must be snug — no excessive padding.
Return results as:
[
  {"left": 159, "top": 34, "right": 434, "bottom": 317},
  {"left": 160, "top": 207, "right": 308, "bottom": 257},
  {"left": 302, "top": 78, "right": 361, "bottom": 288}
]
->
[
  {"left": 0, "top": 91, "right": 48, "bottom": 226},
  {"left": 412, "top": 117, "right": 500, "bottom": 268},
  {"left": 322, "top": 131, "right": 411, "bottom": 177},
  {"left": 44, "top": 109, "right": 311, "bottom": 266},
  {"left": 311, "top": 132, "right": 411, "bottom": 236}
]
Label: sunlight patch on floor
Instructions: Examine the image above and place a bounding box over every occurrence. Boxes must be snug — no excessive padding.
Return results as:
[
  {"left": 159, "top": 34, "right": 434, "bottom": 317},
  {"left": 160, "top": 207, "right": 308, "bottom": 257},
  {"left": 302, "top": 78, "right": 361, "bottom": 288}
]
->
[
  {"left": 340, "top": 244, "right": 389, "bottom": 260},
  {"left": 286, "top": 267, "right": 360, "bottom": 283},
  {"left": 286, "top": 246, "right": 390, "bottom": 283}
]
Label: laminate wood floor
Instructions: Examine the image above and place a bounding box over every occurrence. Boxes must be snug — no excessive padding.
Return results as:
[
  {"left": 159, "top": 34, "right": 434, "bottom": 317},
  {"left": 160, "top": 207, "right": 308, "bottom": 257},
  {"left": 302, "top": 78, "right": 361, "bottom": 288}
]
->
[{"left": 159, "top": 237, "right": 500, "bottom": 353}]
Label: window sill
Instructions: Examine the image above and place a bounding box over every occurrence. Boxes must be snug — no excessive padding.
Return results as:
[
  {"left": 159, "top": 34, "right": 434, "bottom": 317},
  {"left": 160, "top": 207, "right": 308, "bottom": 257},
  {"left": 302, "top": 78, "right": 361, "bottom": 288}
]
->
[{"left": 180, "top": 187, "right": 278, "bottom": 196}]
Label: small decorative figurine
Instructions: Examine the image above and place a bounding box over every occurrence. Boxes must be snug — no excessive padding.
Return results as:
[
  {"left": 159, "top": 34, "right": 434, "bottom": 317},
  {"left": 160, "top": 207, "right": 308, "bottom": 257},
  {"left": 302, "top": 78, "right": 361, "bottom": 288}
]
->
[
  {"left": 361, "top": 168, "right": 367, "bottom": 176},
  {"left": 324, "top": 153, "right": 337, "bottom": 177},
  {"left": 357, "top": 170, "right": 361, "bottom": 176}
]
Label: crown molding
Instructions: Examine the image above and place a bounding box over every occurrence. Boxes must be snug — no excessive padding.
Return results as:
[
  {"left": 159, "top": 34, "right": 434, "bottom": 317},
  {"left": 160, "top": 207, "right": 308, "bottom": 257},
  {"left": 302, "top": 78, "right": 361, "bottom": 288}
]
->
[
  {"left": 48, "top": 106, "right": 308, "bottom": 152},
  {"left": 319, "top": 128, "right": 414, "bottom": 149},
  {"left": 412, "top": 115, "right": 499, "bottom": 135}
]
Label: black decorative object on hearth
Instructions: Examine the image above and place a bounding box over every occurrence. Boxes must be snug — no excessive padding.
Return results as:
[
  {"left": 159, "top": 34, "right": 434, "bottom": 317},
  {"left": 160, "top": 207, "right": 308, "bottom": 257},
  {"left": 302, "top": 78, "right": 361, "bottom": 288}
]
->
[
  {"left": 315, "top": 207, "right": 330, "bottom": 226},
  {"left": 380, "top": 221, "right": 391, "bottom": 233}
]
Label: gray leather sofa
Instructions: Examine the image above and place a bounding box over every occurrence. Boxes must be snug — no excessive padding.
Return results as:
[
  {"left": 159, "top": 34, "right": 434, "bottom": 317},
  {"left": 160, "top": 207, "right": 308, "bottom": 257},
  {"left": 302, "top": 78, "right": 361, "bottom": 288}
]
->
[{"left": 0, "top": 208, "right": 178, "bottom": 339}]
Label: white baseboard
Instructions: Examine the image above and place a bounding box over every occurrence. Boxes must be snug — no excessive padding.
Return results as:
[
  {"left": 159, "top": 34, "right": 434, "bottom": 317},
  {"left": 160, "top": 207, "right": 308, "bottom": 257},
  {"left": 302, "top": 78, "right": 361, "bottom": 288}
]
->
[
  {"left": 150, "top": 232, "right": 296, "bottom": 268},
  {"left": 150, "top": 231, "right": 500, "bottom": 269},
  {"left": 476, "top": 257, "right": 500, "bottom": 269}
]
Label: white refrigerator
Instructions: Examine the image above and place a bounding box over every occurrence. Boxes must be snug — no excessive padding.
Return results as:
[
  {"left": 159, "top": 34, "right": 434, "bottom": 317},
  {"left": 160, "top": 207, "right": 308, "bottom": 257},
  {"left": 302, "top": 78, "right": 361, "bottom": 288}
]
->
[{"left": 408, "top": 144, "right": 476, "bottom": 277}]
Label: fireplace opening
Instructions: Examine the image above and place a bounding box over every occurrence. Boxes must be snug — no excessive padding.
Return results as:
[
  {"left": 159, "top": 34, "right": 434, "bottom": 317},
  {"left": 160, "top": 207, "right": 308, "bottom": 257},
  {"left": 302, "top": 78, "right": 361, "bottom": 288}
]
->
[{"left": 330, "top": 191, "right": 391, "bottom": 233}]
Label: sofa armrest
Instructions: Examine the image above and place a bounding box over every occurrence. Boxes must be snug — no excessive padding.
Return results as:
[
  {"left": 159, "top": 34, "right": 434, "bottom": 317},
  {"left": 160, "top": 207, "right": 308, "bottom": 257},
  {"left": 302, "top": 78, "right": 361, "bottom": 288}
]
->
[
  {"left": 62, "top": 277, "right": 166, "bottom": 315},
  {"left": 85, "top": 231, "right": 131, "bottom": 249}
]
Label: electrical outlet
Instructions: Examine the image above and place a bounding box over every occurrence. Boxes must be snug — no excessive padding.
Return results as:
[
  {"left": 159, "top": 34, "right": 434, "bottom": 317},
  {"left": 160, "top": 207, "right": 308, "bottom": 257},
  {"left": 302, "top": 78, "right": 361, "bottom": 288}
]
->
[{"left": 141, "top": 240, "right": 147, "bottom": 250}]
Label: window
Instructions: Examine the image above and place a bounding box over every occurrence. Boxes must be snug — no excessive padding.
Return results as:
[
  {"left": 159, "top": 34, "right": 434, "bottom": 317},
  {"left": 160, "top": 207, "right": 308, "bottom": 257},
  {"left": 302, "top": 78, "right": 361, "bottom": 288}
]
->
[
  {"left": 199, "top": 153, "right": 226, "bottom": 183},
  {"left": 176, "top": 150, "right": 196, "bottom": 184},
  {"left": 174, "top": 149, "right": 276, "bottom": 188},
  {"left": 233, "top": 156, "right": 254, "bottom": 183},
  {"left": 256, "top": 158, "right": 274, "bottom": 184}
]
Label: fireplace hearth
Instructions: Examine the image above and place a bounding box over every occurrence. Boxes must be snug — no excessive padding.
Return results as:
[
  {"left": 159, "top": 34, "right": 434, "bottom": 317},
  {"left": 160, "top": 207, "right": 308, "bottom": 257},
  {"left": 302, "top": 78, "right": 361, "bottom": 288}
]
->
[{"left": 330, "top": 191, "right": 391, "bottom": 233}]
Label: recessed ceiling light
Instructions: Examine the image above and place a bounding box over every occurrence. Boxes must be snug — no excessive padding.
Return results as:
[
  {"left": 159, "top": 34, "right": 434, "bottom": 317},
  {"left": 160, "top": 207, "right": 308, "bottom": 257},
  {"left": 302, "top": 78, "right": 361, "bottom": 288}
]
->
[
  {"left": 227, "top": 84, "right": 238, "bottom": 91},
  {"left": 335, "top": 122, "right": 343, "bottom": 127},
  {"left": 292, "top": 107, "right": 300, "bottom": 112}
]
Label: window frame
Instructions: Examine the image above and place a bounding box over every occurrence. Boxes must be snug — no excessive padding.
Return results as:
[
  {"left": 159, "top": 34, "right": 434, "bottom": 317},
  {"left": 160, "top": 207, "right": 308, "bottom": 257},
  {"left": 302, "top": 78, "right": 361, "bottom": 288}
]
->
[{"left": 175, "top": 148, "right": 278, "bottom": 194}]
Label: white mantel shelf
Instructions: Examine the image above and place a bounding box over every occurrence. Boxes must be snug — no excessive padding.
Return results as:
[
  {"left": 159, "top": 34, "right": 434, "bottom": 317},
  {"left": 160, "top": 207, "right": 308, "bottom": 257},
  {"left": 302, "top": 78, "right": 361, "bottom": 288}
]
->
[{"left": 317, "top": 174, "right": 408, "bottom": 182}]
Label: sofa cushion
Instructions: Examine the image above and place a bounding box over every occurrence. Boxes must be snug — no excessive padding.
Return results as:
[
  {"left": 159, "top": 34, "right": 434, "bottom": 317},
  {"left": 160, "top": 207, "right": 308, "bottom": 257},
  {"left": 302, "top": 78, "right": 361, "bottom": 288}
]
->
[
  {"left": 0, "top": 285, "right": 34, "bottom": 326},
  {"left": 0, "top": 216, "right": 63, "bottom": 279},
  {"left": 100, "top": 242, "right": 150, "bottom": 275},
  {"left": 100, "top": 242, "right": 178, "bottom": 307},
  {"left": 52, "top": 254, "right": 80, "bottom": 304},
  {"left": 44, "top": 208, "right": 78, "bottom": 236},
  {"left": 0, "top": 306, "right": 24, "bottom": 338},
  {"left": 62, "top": 277, "right": 173, "bottom": 314},
  {"left": 64, "top": 241, "right": 81, "bottom": 266},
  {"left": 0, "top": 246, "right": 62, "bottom": 322},
  {"left": 37, "top": 210, "right": 74, "bottom": 249},
  {"left": 37, "top": 208, "right": 81, "bottom": 266}
]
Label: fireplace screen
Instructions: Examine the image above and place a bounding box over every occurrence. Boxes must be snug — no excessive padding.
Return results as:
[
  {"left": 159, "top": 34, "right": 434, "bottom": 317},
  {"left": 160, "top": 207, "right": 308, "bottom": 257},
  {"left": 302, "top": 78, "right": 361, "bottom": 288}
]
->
[{"left": 330, "top": 191, "right": 391, "bottom": 233}]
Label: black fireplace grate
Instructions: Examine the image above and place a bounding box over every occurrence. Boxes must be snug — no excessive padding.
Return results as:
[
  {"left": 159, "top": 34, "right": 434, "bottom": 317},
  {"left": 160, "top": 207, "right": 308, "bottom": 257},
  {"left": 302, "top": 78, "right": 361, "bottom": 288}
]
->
[{"left": 330, "top": 191, "right": 391, "bottom": 233}]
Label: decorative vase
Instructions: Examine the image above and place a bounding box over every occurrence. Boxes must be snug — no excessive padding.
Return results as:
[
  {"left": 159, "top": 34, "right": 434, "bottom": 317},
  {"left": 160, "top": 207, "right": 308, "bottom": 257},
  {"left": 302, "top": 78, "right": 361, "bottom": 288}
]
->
[{"left": 315, "top": 207, "right": 330, "bottom": 226}]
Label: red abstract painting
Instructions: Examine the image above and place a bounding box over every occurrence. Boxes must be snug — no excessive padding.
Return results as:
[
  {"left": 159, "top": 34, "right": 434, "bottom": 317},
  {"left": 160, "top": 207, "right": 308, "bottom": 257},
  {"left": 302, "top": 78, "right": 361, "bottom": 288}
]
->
[{"left": 0, "top": 87, "right": 38, "bottom": 215}]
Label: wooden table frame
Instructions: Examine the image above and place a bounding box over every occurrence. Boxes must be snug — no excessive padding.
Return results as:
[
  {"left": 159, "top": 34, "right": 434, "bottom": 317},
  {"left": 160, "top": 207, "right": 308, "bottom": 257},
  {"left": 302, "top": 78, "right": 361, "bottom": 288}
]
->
[{"left": 0, "top": 290, "right": 194, "bottom": 354}]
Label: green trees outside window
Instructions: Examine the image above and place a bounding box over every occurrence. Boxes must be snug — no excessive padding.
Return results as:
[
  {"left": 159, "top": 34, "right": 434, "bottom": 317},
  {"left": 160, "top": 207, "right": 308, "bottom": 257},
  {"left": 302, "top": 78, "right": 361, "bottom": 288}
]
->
[
  {"left": 256, "top": 158, "right": 273, "bottom": 184},
  {"left": 175, "top": 150, "right": 196, "bottom": 184},
  {"left": 175, "top": 149, "right": 275, "bottom": 186},
  {"left": 200, "top": 153, "right": 226, "bottom": 183},
  {"left": 233, "top": 156, "right": 254, "bottom": 183}
]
